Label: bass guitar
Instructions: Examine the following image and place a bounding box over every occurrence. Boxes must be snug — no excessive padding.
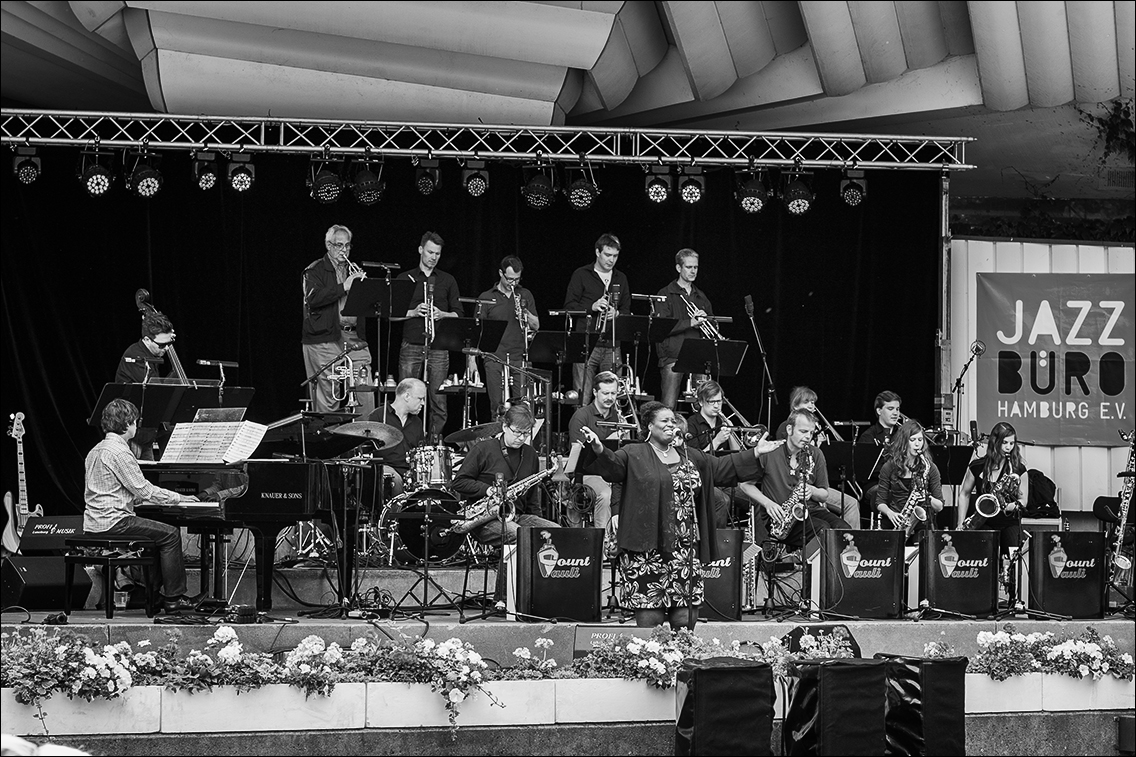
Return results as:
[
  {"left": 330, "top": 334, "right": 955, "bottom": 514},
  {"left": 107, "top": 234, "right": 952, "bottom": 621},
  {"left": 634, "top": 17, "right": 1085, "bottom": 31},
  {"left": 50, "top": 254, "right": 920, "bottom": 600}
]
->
[{"left": 1, "top": 413, "right": 43, "bottom": 554}]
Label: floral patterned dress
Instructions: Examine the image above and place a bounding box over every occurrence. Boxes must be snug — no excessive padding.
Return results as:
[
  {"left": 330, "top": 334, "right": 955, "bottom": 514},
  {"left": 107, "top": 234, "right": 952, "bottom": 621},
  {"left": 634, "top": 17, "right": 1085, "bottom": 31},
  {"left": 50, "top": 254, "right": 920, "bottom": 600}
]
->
[{"left": 618, "top": 458, "right": 704, "bottom": 609}]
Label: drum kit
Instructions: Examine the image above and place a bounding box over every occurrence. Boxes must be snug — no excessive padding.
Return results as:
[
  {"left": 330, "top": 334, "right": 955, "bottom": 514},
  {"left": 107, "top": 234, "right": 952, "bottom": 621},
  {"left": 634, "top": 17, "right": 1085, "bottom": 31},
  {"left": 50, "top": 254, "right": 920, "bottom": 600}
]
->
[{"left": 330, "top": 419, "right": 505, "bottom": 567}]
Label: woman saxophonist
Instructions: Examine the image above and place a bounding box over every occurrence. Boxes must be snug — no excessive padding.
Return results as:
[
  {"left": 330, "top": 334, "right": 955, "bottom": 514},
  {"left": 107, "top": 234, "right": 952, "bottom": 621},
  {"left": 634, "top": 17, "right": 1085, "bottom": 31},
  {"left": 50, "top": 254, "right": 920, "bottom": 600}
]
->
[
  {"left": 874, "top": 420, "right": 944, "bottom": 543},
  {"left": 956, "top": 421, "right": 1030, "bottom": 556},
  {"left": 579, "top": 402, "right": 782, "bottom": 630}
]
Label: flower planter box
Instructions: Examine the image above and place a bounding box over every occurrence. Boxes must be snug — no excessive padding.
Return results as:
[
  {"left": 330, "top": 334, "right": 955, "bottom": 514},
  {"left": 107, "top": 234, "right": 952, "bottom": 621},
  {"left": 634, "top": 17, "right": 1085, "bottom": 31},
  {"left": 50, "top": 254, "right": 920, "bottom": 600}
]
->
[
  {"left": 0, "top": 685, "right": 161, "bottom": 737},
  {"left": 964, "top": 672, "right": 1044, "bottom": 714},
  {"left": 555, "top": 678, "right": 675, "bottom": 723},
  {"left": 366, "top": 680, "right": 555, "bottom": 728},
  {"left": 1041, "top": 675, "right": 1136, "bottom": 712},
  {"left": 161, "top": 683, "right": 366, "bottom": 732}
]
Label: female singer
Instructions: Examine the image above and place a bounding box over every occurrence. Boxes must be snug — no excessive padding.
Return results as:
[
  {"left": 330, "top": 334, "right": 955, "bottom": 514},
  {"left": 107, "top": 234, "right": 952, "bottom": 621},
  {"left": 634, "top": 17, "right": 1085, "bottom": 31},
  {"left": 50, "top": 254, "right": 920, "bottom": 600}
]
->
[
  {"left": 579, "top": 401, "right": 781, "bottom": 630},
  {"left": 956, "top": 422, "right": 1030, "bottom": 554},
  {"left": 874, "top": 420, "right": 944, "bottom": 541}
]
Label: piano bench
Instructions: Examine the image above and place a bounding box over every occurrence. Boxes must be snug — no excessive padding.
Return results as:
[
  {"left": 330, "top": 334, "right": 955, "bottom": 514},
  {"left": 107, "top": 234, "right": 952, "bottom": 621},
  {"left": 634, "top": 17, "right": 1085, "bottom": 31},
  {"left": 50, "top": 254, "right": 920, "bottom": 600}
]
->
[{"left": 63, "top": 537, "right": 160, "bottom": 619}]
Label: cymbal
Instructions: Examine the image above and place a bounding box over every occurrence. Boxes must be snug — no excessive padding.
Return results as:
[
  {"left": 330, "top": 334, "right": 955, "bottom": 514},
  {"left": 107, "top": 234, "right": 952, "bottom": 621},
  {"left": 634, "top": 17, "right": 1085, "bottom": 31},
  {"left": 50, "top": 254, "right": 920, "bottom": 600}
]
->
[
  {"left": 444, "top": 421, "right": 502, "bottom": 445},
  {"left": 330, "top": 421, "right": 404, "bottom": 447}
]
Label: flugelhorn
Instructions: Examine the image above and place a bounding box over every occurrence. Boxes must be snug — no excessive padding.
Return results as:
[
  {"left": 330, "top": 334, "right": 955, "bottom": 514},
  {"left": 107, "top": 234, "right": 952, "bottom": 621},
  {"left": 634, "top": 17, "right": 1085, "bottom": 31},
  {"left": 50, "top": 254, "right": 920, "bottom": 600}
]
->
[{"left": 680, "top": 294, "right": 723, "bottom": 341}]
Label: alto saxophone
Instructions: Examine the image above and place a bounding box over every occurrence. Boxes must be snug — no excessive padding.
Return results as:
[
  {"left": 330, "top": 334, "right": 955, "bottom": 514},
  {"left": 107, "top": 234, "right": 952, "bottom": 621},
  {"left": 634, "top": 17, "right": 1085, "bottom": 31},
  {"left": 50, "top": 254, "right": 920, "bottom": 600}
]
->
[
  {"left": 895, "top": 456, "right": 929, "bottom": 535},
  {"left": 769, "top": 446, "right": 814, "bottom": 540}
]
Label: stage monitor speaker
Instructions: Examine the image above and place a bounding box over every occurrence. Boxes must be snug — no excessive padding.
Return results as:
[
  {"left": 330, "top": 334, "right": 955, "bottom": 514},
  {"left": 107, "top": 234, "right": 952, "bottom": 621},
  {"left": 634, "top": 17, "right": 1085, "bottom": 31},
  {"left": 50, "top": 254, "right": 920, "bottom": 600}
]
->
[
  {"left": 699, "top": 528, "right": 742, "bottom": 622},
  {"left": 676, "top": 657, "right": 774, "bottom": 756},
  {"left": 875, "top": 654, "right": 967, "bottom": 756},
  {"left": 784, "top": 658, "right": 887, "bottom": 755},
  {"left": 2, "top": 555, "right": 91, "bottom": 610},
  {"left": 919, "top": 530, "right": 999, "bottom": 616},
  {"left": 516, "top": 526, "right": 601, "bottom": 622},
  {"left": 19, "top": 516, "right": 84, "bottom": 555},
  {"left": 812, "top": 530, "right": 904, "bottom": 618},
  {"left": 1025, "top": 531, "right": 1105, "bottom": 619}
]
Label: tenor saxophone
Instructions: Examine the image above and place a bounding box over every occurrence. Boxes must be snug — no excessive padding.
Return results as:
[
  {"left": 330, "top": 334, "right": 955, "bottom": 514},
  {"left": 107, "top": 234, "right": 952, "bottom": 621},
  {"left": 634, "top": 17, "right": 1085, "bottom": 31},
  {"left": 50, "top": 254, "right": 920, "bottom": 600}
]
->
[
  {"left": 960, "top": 471, "right": 1020, "bottom": 530},
  {"left": 461, "top": 465, "right": 558, "bottom": 522}
]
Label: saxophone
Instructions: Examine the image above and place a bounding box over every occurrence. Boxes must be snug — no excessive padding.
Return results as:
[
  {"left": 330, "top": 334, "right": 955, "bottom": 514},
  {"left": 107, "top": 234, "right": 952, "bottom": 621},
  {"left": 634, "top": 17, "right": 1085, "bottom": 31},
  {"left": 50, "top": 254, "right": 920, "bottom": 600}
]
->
[
  {"left": 459, "top": 465, "right": 558, "bottom": 524},
  {"left": 1110, "top": 430, "right": 1134, "bottom": 578},
  {"left": 895, "top": 455, "right": 929, "bottom": 536},
  {"left": 769, "top": 446, "right": 813, "bottom": 540},
  {"left": 960, "top": 471, "right": 1020, "bottom": 530}
]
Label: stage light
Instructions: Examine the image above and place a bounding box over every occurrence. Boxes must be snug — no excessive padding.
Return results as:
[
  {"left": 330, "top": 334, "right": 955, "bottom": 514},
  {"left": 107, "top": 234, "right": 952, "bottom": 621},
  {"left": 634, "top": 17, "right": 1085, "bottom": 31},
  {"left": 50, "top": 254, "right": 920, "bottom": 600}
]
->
[
  {"left": 462, "top": 160, "right": 488, "bottom": 197},
  {"left": 77, "top": 150, "right": 113, "bottom": 197},
  {"left": 645, "top": 166, "right": 672, "bottom": 203},
  {"left": 227, "top": 154, "right": 255, "bottom": 192},
  {"left": 735, "top": 172, "right": 768, "bottom": 214},
  {"left": 840, "top": 170, "right": 866, "bottom": 207},
  {"left": 193, "top": 152, "right": 218, "bottom": 190},
  {"left": 126, "top": 152, "right": 163, "bottom": 198},
  {"left": 679, "top": 167, "right": 704, "bottom": 204},
  {"left": 416, "top": 159, "right": 440, "bottom": 196},
  {"left": 352, "top": 163, "right": 385, "bottom": 206},
  {"left": 309, "top": 160, "right": 343, "bottom": 204},
  {"left": 12, "top": 147, "right": 40, "bottom": 185},
  {"left": 564, "top": 165, "right": 599, "bottom": 210},
  {"left": 521, "top": 168, "right": 556, "bottom": 209},
  {"left": 782, "top": 172, "right": 814, "bottom": 216}
]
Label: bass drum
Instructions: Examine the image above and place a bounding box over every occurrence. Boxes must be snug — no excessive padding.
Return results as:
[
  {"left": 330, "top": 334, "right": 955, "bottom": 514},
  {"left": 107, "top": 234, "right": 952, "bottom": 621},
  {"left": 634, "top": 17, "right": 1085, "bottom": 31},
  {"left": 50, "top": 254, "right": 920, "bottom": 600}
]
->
[{"left": 377, "top": 487, "right": 465, "bottom": 565}]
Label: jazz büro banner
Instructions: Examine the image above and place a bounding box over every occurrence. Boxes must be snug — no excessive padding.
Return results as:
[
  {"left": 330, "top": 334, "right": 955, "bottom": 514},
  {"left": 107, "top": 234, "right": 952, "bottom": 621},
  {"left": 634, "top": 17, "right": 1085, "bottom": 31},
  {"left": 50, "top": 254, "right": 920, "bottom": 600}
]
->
[{"left": 975, "top": 273, "right": 1133, "bottom": 445}]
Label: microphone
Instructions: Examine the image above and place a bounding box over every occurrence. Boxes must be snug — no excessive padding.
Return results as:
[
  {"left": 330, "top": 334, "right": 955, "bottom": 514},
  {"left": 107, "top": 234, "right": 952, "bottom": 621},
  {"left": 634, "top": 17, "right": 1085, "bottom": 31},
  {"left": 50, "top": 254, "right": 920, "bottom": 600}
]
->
[
  {"left": 462, "top": 347, "right": 485, "bottom": 356},
  {"left": 970, "top": 420, "right": 979, "bottom": 444},
  {"left": 744, "top": 294, "right": 755, "bottom": 317},
  {"left": 197, "top": 359, "right": 238, "bottom": 368},
  {"left": 631, "top": 293, "right": 667, "bottom": 302},
  {"left": 125, "top": 356, "right": 164, "bottom": 363},
  {"left": 971, "top": 340, "right": 986, "bottom": 356},
  {"left": 458, "top": 297, "right": 496, "bottom": 306},
  {"left": 361, "top": 261, "right": 400, "bottom": 270}
]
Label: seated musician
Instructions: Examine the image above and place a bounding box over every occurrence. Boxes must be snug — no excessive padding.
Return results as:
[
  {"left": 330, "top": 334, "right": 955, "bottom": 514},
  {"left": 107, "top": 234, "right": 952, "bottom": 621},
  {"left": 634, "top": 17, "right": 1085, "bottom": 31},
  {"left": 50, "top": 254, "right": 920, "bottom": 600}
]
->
[
  {"left": 684, "top": 380, "right": 761, "bottom": 528},
  {"left": 748, "top": 409, "right": 851, "bottom": 557},
  {"left": 114, "top": 309, "right": 176, "bottom": 460},
  {"left": 365, "top": 378, "right": 427, "bottom": 496},
  {"left": 84, "top": 399, "right": 205, "bottom": 613},
  {"left": 874, "top": 420, "right": 944, "bottom": 543},
  {"left": 856, "top": 390, "right": 903, "bottom": 521},
  {"left": 781, "top": 386, "right": 862, "bottom": 528},
  {"left": 567, "top": 370, "right": 624, "bottom": 533},
  {"left": 450, "top": 403, "right": 559, "bottom": 544}
]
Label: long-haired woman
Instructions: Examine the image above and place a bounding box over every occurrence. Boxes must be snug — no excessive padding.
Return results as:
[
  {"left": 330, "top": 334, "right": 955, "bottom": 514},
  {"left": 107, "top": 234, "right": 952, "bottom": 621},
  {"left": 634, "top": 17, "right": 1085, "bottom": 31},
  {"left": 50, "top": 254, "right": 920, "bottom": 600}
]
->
[
  {"left": 956, "top": 421, "right": 1030, "bottom": 554},
  {"left": 874, "top": 420, "right": 944, "bottom": 542}
]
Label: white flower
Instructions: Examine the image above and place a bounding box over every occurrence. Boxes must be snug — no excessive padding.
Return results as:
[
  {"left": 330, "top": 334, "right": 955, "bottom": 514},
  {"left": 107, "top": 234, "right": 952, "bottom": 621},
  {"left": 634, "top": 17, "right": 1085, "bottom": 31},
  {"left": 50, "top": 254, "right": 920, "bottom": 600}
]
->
[
  {"left": 211, "top": 626, "right": 238, "bottom": 645},
  {"left": 137, "top": 640, "right": 151, "bottom": 648},
  {"left": 467, "top": 651, "right": 482, "bottom": 665},
  {"left": 644, "top": 641, "right": 661, "bottom": 654},
  {"left": 351, "top": 638, "right": 370, "bottom": 652},
  {"left": 535, "top": 638, "right": 553, "bottom": 650},
  {"left": 514, "top": 647, "right": 532, "bottom": 660},
  {"left": 218, "top": 645, "right": 242, "bottom": 665},
  {"left": 299, "top": 663, "right": 312, "bottom": 674},
  {"left": 448, "top": 688, "right": 466, "bottom": 704}
]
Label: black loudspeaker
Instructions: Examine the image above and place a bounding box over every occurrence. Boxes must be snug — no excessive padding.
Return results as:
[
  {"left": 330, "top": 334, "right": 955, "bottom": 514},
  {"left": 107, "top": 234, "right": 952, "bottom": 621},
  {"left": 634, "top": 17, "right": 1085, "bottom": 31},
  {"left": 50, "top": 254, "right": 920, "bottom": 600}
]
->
[
  {"left": 818, "top": 530, "right": 904, "bottom": 618},
  {"left": 1027, "top": 531, "right": 1106, "bottom": 619},
  {"left": 2, "top": 555, "right": 91, "bottom": 610},
  {"left": 920, "top": 529, "right": 998, "bottom": 616},
  {"left": 699, "top": 528, "right": 742, "bottom": 621},
  {"left": 19, "top": 516, "right": 84, "bottom": 555},
  {"left": 675, "top": 657, "right": 774, "bottom": 756},
  {"left": 875, "top": 654, "right": 967, "bottom": 756},
  {"left": 516, "top": 526, "right": 602, "bottom": 622},
  {"left": 784, "top": 658, "right": 887, "bottom": 755}
]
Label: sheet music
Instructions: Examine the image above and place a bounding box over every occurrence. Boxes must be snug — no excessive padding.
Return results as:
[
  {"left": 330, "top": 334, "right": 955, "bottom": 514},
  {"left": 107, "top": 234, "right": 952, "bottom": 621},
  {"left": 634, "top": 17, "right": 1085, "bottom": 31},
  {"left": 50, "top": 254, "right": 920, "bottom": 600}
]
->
[
  {"left": 562, "top": 441, "right": 583, "bottom": 476},
  {"left": 160, "top": 421, "right": 268, "bottom": 464}
]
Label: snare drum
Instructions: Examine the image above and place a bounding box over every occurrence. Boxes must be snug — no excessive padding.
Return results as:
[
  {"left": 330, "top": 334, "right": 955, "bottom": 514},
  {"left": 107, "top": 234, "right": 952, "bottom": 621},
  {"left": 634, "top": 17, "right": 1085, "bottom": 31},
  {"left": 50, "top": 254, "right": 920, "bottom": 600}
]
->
[
  {"left": 407, "top": 444, "right": 454, "bottom": 490},
  {"left": 377, "top": 487, "right": 465, "bottom": 565}
]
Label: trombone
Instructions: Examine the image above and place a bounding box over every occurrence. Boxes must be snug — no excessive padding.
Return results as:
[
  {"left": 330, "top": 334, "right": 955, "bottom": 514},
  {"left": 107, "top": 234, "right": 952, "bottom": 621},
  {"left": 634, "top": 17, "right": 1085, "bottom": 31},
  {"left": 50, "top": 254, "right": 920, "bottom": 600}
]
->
[
  {"left": 721, "top": 396, "right": 766, "bottom": 449},
  {"left": 612, "top": 364, "right": 640, "bottom": 435}
]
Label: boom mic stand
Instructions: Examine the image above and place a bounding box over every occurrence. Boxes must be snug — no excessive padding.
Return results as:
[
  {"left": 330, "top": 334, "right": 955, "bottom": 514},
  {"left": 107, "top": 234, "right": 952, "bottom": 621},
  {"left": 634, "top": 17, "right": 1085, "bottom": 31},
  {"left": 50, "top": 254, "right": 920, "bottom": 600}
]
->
[
  {"left": 743, "top": 295, "right": 777, "bottom": 428},
  {"left": 951, "top": 340, "right": 985, "bottom": 439}
]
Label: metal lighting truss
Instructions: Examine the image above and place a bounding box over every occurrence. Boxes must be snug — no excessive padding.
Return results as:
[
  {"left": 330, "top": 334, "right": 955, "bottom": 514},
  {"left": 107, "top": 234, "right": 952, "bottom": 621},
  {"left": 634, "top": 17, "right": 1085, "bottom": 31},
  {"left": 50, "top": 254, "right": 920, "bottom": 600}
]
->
[{"left": 1, "top": 109, "right": 973, "bottom": 171}]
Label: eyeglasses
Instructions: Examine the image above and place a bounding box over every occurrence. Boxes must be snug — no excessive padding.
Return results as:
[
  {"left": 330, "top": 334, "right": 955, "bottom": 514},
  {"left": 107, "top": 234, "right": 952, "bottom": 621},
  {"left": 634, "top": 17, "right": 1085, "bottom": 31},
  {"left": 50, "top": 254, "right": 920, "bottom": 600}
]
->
[
  {"left": 505, "top": 426, "right": 533, "bottom": 438},
  {"left": 328, "top": 241, "right": 352, "bottom": 251},
  {"left": 149, "top": 338, "right": 175, "bottom": 348},
  {"left": 703, "top": 398, "right": 723, "bottom": 405},
  {"left": 502, "top": 274, "right": 522, "bottom": 284}
]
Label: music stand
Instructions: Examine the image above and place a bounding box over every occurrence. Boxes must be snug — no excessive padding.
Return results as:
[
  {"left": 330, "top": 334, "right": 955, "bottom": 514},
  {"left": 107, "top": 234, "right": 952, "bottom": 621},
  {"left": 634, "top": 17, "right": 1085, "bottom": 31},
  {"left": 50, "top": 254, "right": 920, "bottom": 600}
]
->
[
  {"left": 674, "top": 338, "right": 748, "bottom": 381},
  {"left": 930, "top": 444, "right": 975, "bottom": 528},
  {"left": 432, "top": 317, "right": 505, "bottom": 354},
  {"left": 390, "top": 490, "right": 465, "bottom": 615},
  {"left": 825, "top": 442, "right": 858, "bottom": 512},
  {"left": 529, "top": 330, "right": 596, "bottom": 432},
  {"left": 613, "top": 315, "right": 677, "bottom": 380},
  {"left": 342, "top": 278, "right": 415, "bottom": 320}
]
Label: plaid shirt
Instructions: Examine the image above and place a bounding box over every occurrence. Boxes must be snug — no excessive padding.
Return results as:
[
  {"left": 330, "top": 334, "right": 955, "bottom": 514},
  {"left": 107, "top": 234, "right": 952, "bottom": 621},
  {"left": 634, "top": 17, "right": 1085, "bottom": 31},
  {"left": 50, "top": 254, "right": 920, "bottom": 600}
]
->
[{"left": 83, "top": 433, "right": 181, "bottom": 532}]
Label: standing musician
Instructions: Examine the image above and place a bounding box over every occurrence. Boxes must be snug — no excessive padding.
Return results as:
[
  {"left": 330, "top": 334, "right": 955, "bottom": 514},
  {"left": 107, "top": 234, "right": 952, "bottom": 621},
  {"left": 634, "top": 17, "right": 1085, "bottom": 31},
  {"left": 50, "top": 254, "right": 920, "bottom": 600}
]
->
[
  {"left": 579, "top": 402, "right": 780, "bottom": 630},
  {"left": 564, "top": 232, "right": 630, "bottom": 406},
  {"left": 749, "top": 409, "right": 851, "bottom": 554},
  {"left": 874, "top": 420, "right": 944, "bottom": 542},
  {"left": 567, "top": 370, "right": 624, "bottom": 533},
  {"left": 956, "top": 421, "right": 1030, "bottom": 556},
  {"left": 684, "top": 380, "right": 762, "bottom": 528},
  {"left": 395, "top": 231, "right": 462, "bottom": 436},
  {"left": 784, "top": 386, "right": 862, "bottom": 528},
  {"left": 115, "top": 308, "right": 176, "bottom": 460},
  {"left": 302, "top": 224, "right": 375, "bottom": 417},
  {"left": 364, "top": 378, "right": 427, "bottom": 496},
  {"left": 473, "top": 256, "right": 540, "bottom": 418},
  {"left": 655, "top": 248, "right": 714, "bottom": 409}
]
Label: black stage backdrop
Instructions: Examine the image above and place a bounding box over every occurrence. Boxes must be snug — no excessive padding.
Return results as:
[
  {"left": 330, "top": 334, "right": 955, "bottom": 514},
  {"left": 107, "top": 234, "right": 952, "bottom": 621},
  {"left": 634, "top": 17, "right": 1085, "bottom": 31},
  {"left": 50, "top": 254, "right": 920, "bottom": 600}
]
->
[{"left": 1, "top": 149, "right": 940, "bottom": 514}]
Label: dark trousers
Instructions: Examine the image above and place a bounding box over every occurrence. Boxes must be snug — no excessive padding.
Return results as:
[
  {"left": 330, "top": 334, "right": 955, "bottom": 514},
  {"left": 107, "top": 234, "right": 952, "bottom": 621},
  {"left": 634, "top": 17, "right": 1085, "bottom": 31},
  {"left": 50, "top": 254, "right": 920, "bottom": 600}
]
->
[{"left": 97, "top": 515, "right": 188, "bottom": 598}]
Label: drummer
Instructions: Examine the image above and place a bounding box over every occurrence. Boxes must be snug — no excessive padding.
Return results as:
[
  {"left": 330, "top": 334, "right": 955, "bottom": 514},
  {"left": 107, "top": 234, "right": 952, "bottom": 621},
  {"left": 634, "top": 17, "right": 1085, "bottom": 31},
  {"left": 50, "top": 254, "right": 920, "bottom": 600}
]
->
[{"left": 365, "top": 378, "right": 427, "bottom": 496}]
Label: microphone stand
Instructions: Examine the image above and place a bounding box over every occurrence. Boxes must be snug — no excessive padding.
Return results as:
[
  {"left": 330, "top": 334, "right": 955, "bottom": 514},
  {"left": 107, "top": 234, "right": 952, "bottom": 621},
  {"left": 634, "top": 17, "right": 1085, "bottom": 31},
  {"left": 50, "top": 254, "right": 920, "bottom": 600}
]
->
[
  {"left": 951, "top": 344, "right": 983, "bottom": 442},
  {"left": 744, "top": 297, "right": 777, "bottom": 428}
]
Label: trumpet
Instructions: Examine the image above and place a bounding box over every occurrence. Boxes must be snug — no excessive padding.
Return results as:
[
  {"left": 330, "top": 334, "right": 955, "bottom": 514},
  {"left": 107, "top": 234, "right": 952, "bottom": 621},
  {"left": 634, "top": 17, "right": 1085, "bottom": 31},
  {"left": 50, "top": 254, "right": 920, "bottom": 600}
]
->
[
  {"left": 424, "top": 280, "right": 436, "bottom": 344},
  {"left": 680, "top": 294, "right": 723, "bottom": 341},
  {"left": 345, "top": 257, "right": 365, "bottom": 278}
]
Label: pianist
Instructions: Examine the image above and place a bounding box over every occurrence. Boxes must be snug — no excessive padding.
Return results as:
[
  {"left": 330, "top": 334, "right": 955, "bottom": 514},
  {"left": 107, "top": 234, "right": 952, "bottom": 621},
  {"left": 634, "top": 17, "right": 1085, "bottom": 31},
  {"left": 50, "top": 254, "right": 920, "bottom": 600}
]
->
[
  {"left": 84, "top": 398, "right": 205, "bottom": 614},
  {"left": 114, "top": 308, "right": 176, "bottom": 460}
]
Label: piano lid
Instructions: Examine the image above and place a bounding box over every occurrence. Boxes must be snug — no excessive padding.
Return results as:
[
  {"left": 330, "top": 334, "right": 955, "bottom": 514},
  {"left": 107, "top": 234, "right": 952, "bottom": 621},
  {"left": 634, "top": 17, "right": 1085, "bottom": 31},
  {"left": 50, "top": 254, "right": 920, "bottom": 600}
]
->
[{"left": 254, "top": 414, "right": 367, "bottom": 460}]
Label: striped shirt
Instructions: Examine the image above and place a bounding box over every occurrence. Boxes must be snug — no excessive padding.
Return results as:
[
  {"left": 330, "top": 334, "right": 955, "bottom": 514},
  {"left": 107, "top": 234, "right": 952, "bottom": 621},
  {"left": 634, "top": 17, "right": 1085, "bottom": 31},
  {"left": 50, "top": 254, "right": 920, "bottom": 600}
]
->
[{"left": 83, "top": 433, "right": 181, "bottom": 532}]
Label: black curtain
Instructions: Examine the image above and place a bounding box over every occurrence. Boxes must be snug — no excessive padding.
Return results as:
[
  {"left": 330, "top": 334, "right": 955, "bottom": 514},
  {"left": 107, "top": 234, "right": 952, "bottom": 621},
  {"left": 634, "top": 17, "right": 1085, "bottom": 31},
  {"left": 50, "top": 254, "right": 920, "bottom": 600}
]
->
[{"left": 1, "top": 149, "right": 940, "bottom": 514}]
